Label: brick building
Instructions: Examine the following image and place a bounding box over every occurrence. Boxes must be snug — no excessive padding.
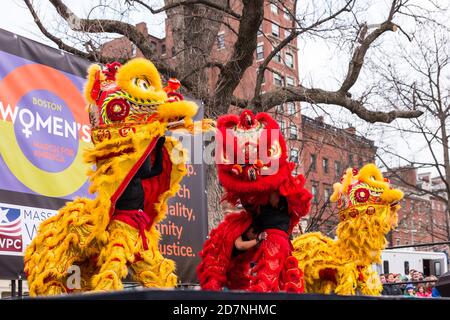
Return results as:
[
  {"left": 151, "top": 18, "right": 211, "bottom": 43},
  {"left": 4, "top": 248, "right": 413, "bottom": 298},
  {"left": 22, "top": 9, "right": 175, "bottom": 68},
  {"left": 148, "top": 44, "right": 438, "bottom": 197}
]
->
[
  {"left": 386, "top": 166, "right": 449, "bottom": 252},
  {"left": 100, "top": 1, "right": 378, "bottom": 235},
  {"left": 101, "top": 22, "right": 166, "bottom": 60}
]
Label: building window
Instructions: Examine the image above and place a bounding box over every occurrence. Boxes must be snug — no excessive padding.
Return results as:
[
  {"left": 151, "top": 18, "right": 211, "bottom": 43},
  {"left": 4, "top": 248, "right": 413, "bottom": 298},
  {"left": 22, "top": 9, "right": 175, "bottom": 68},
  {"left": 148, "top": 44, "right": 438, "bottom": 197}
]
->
[
  {"left": 435, "top": 261, "right": 442, "bottom": 276},
  {"left": 358, "top": 157, "right": 363, "bottom": 167},
  {"left": 271, "top": 23, "right": 280, "bottom": 37},
  {"left": 286, "top": 76, "right": 295, "bottom": 87},
  {"left": 217, "top": 33, "right": 225, "bottom": 49},
  {"left": 171, "top": 47, "right": 176, "bottom": 56},
  {"left": 273, "top": 72, "right": 283, "bottom": 86},
  {"left": 323, "top": 158, "right": 329, "bottom": 174},
  {"left": 150, "top": 41, "right": 157, "bottom": 51},
  {"left": 131, "top": 43, "right": 137, "bottom": 56},
  {"left": 310, "top": 154, "right": 317, "bottom": 172},
  {"left": 404, "top": 261, "right": 410, "bottom": 275},
  {"left": 285, "top": 52, "right": 294, "bottom": 68},
  {"left": 285, "top": 28, "right": 291, "bottom": 38},
  {"left": 270, "top": 3, "right": 278, "bottom": 14},
  {"left": 290, "top": 149, "right": 299, "bottom": 163},
  {"left": 286, "top": 102, "right": 295, "bottom": 115},
  {"left": 257, "top": 26, "right": 263, "bottom": 37},
  {"left": 274, "top": 50, "right": 282, "bottom": 63},
  {"left": 396, "top": 238, "right": 400, "bottom": 246},
  {"left": 311, "top": 184, "right": 319, "bottom": 203},
  {"left": 161, "top": 44, "right": 166, "bottom": 55},
  {"left": 348, "top": 154, "right": 354, "bottom": 167},
  {"left": 283, "top": 8, "right": 291, "bottom": 20},
  {"left": 256, "top": 43, "right": 264, "bottom": 60},
  {"left": 275, "top": 105, "right": 283, "bottom": 113},
  {"left": 289, "top": 124, "right": 298, "bottom": 139},
  {"left": 383, "top": 260, "right": 389, "bottom": 274},
  {"left": 334, "top": 161, "right": 341, "bottom": 177},
  {"left": 324, "top": 185, "right": 332, "bottom": 202},
  {"left": 279, "top": 119, "right": 286, "bottom": 133}
]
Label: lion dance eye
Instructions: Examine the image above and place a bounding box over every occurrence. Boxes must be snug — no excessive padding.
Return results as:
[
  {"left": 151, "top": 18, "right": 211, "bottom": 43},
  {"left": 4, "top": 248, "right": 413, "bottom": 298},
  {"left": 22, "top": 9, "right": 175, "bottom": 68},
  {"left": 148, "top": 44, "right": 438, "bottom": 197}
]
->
[
  {"left": 134, "top": 78, "right": 154, "bottom": 91},
  {"left": 268, "top": 141, "right": 282, "bottom": 159}
]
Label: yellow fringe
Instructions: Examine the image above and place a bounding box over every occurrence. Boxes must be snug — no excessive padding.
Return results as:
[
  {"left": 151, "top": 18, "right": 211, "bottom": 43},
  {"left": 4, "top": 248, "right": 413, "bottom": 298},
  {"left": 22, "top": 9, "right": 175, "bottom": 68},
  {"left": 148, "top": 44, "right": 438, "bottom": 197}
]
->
[{"left": 156, "top": 100, "right": 198, "bottom": 126}]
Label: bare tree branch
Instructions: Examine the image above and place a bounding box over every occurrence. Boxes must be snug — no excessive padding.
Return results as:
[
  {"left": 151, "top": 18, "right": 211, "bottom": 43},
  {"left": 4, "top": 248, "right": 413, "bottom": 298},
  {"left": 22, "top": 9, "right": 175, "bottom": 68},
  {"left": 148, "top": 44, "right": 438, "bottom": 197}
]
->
[
  {"left": 127, "top": 0, "right": 241, "bottom": 19},
  {"left": 211, "top": 0, "right": 264, "bottom": 115},
  {"left": 24, "top": 0, "right": 113, "bottom": 63},
  {"left": 258, "top": 85, "right": 423, "bottom": 123}
]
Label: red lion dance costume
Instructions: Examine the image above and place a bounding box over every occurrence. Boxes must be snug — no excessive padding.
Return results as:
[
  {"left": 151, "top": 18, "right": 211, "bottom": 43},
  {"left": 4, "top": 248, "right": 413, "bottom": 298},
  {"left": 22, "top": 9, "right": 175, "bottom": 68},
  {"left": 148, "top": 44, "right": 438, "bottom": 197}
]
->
[{"left": 197, "top": 110, "right": 312, "bottom": 292}]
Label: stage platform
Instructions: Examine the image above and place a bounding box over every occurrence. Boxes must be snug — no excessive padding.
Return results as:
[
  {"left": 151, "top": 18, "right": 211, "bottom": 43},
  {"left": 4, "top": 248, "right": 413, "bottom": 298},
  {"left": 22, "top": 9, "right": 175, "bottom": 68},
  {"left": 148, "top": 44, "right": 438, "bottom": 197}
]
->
[{"left": 28, "top": 288, "right": 449, "bottom": 300}]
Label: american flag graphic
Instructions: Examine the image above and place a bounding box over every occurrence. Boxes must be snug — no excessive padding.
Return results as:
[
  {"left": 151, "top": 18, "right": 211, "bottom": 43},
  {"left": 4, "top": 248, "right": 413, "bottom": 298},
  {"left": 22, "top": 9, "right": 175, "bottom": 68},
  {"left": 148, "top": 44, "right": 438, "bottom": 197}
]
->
[
  {"left": 0, "top": 215, "right": 21, "bottom": 236},
  {"left": 0, "top": 206, "right": 22, "bottom": 253}
]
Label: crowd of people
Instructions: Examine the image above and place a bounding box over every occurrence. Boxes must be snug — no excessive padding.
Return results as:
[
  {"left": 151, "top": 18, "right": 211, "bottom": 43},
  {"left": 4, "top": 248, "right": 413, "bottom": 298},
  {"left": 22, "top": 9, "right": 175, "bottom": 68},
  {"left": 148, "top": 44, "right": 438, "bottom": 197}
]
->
[{"left": 380, "top": 270, "right": 440, "bottom": 297}]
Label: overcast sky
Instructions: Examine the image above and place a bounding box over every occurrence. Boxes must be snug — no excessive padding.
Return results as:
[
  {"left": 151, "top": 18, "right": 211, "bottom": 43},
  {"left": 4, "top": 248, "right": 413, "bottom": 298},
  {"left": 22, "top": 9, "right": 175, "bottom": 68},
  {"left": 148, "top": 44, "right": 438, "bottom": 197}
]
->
[{"left": 0, "top": 0, "right": 448, "bottom": 175}]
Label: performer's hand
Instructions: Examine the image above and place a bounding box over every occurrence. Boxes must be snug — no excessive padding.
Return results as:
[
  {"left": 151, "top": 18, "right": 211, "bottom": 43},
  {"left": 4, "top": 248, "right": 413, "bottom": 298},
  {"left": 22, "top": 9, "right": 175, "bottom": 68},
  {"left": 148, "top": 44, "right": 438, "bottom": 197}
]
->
[{"left": 257, "top": 232, "right": 267, "bottom": 242}]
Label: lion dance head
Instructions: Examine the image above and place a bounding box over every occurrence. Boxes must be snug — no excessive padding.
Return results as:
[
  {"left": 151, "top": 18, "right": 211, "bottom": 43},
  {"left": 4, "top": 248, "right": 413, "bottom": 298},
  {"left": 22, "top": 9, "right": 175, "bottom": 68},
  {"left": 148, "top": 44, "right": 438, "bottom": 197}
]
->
[
  {"left": 216, "top": 110, "right": 311, "bottom": 227},
  {"left": 331, "top": 163, "right": 404, "bottom": 228},
  {"left": 85, "top": 58, "right": 200, "bottom": 142}
]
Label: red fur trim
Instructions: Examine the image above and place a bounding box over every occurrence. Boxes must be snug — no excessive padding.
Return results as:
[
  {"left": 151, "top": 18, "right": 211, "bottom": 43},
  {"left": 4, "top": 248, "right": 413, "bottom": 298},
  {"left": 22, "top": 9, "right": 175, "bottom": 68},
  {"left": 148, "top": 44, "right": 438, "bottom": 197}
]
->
[
  {"left": 216, "top": 114, "right": 239, "bottom": 128},
  {"left": 319, "top": 268, "right": 338, "bottom": 285},
  {"left": 280, "top": 171, "right": 313, "bottom": 231},
  {"left": 197, "top": 211, "right": 252, "bottom": 290},
  {"left": 248, "top": 229, "right": 304, "bottom": 293}
]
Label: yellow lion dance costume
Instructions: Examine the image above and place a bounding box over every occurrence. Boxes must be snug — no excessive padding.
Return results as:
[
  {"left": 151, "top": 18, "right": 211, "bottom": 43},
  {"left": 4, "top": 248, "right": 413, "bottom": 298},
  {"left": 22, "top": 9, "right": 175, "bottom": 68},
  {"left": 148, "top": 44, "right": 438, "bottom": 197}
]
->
[
  {"left": 24, "top": 58, "right": 211, "bottom": 296},
  {"left": 292, "top": 164, "right": 404, "bottom": 295}
]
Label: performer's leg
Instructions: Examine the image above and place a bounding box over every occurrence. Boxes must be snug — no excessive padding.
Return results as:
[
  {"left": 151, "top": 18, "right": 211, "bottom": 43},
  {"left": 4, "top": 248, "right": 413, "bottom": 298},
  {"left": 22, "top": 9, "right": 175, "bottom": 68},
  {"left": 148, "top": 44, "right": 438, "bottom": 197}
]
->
[
  {"left": 91, "top": 220, "right": 136, "bottom": 291},
  {"left": 248, "top": 231, "right": 291, "bottom": 292},
  {"left": 130, "top": 226, "right": 177, "bottom": 288},
  {"left": 334, "top": 263, "right": 358, "bottom": 295},
  {"left": 25, "top": 198, "right": 95, "bottom": 296},
  {"left": 226, "top": 249, "right": 255, "bottom": 290}
]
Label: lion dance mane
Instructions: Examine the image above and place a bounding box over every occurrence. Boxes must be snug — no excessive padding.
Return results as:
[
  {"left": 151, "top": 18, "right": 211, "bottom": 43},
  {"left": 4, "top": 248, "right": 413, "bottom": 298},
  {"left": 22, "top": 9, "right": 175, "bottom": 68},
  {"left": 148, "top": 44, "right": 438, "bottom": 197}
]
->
[
  {"left": 292, "top": 164, "right": 404, "bottom": 295},
  {"left": 24, "top": 58, "right": 211, "bottom": 295},
  {"left": 197, "top": 110, "right": 312, "bottom": 292}
]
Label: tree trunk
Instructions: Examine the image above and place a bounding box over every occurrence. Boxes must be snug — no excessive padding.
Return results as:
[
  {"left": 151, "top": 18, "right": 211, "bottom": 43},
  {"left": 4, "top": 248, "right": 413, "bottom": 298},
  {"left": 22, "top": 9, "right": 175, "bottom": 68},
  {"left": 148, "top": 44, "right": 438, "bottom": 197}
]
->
[
  {"left": 439, "top": 114, "right": 450, "bottom": 239},
  {"left": 164, "top": 0, "right": 224, "bottom": 104},
  {"left": 206, "top": 163, "right": 225, "bottom": 231}
]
